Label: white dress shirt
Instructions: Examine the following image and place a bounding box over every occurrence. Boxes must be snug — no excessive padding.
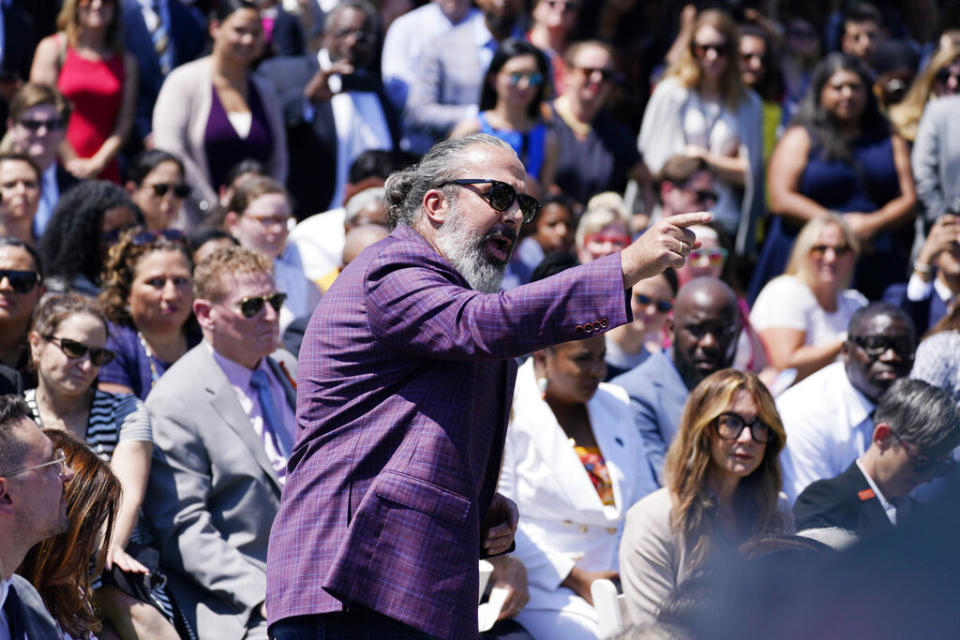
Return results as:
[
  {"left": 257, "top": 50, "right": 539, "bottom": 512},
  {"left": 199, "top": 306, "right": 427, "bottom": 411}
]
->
[
  {"left": 778, "top": 362, "right": 876, "bottom": 503},
  {"left": 0, "top": 576, "right": 10, "bottom": 640}
]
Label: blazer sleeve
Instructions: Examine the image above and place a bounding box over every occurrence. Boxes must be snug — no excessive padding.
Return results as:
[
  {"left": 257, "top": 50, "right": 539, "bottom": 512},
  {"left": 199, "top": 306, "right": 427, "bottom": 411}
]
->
[
  {"left": 912, "top": 101, "right": 946, "bottom": 224},
  {"left": 619, "top": 493, "right": 678, "bottom": 627},
  {"left": 143, "top": 394, "right": 267, "bottom": 617},
  {"left": 365, "top": 249, "right": 630, "bottom": 361},
  {"left": 793, "top": 479, "right": 852, "bottom": 532},
  {"left": 614, "top": 370, "right": 669, "bottom": 487},
  {"left": 253, "top": 72, "right": 288, "bottom": 184},
  {"left": 152, "top": 61, "right": 218, "bottom": 210}
]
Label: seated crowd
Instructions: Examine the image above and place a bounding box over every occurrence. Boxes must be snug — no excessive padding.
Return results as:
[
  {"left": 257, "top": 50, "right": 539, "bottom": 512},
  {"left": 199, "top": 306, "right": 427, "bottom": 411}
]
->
[{"left": 2, "top": 0, "right": 960, "bottom": 639}]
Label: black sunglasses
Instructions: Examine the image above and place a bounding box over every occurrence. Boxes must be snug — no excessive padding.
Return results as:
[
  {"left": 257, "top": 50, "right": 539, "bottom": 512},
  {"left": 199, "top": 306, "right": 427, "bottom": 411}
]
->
[
  {"left": 634, "top": 293, "right": 673, "bottom": 313},
  {"left": 43, "top": 335, "right": 115, "bottom": 366},
  {"left": 239, "top": 292, "right": 287, "bottom": 318},
  {"left": 130, "top": 228, "right": 187, "bottom": 246},
  {"left": 0, "top": 269, "right": 40, "bottom": 294},
  {"left": 891, "top": 431, "right": 955, "bottom": 477},
  {"left": 714, "top": 412, "right": 774, "bottom": 444},
  {"left": 150, "top": 182, "right": 191, "bottom": 198},
  {"left": 17, "top": 117, "right": 64, "bottom": 132},
  {"left": 809, "top": 243, "right": 852, "bottom": 258},
  {"left": 439, "top": 179, "right": 542, "bottom": 225},
  {"left": 851, "top": 335, "right": 915, "bottom": 358}
]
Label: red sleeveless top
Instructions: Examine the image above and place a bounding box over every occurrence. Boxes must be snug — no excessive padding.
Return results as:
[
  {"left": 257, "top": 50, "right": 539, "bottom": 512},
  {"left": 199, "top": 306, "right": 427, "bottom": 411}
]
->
[{"left": 57, "top": 46, "right": 124, "bottom": 183}]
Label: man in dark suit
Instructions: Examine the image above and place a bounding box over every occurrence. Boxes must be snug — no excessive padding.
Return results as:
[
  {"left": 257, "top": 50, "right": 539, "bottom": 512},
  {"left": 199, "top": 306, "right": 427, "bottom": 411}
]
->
[
  {"left": 266, "top": 134, "right": 710, "bottom": 639},
  {"left": 612, "top": 277, "right": 741, "bottom": 484},
  {"left": 794, "top": 378, "right": 960, "bottom": 538},
  {"left": 0, "top": 395, "right": 72, "bottom": 639},
  {"left": 4, "top": 83, "right": 78, "bottom": 238},
  {"left": 259, "top": 0, "right": 400, "bottom": 220},
  {"left": 143, "top": 247, "right": 297, "bottom": 640},
  {"left": 122, "top": 0, "right": 206, "bottom": 150}
]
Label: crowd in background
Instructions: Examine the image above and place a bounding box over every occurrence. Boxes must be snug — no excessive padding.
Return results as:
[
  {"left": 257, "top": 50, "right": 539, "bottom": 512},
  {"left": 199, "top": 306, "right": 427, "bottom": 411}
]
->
[{"left": 3, "top": 0, "right": 960, "bottom": 638}]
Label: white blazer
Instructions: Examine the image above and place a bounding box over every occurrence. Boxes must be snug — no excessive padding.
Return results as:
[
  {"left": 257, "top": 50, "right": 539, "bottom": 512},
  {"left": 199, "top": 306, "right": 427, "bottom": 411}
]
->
[{"left": 498, "top": 359, "right": 658, "bottom": 614}]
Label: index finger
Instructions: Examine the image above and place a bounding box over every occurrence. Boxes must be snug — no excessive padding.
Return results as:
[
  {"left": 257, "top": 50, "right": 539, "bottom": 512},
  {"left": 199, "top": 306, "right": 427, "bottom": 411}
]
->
[{"left": 665, "top": 211, "right": 712, "bottom": 228}]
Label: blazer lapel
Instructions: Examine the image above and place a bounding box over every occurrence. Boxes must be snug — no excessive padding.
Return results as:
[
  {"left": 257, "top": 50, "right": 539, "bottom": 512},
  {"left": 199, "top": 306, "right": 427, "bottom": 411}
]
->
[
  {"left": 847, "top": 464, "right": 895, "bottom": 533},
  {"left": 201, "top": 355, "right": 283, "bottom": 492},
  {"left": 590, "top": 394, "right": 633, "bottom": 519}
]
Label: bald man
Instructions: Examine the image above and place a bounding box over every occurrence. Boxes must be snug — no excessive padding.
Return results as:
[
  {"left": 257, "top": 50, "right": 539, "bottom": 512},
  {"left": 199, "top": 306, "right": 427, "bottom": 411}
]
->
[{"left": 612, "top": 277, "right": 741, "bottom": 484}]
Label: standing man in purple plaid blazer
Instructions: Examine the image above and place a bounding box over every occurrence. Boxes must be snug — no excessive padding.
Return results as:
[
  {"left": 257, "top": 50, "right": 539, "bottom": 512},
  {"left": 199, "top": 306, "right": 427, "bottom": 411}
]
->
[{"left": 266, "top": 133, "right": 710, "bottom": 639}]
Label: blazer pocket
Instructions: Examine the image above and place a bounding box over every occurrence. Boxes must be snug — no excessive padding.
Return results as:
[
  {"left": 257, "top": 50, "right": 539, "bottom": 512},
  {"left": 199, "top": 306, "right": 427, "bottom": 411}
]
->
[{"left": 373, "top": 470, "right": 471, "bottom": 527}]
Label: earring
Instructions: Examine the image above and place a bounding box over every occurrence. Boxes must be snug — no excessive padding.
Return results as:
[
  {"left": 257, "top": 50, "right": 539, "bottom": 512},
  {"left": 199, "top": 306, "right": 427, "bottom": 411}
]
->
[{"left": 537, "top": 377, "right": 548, "bottom": 399}]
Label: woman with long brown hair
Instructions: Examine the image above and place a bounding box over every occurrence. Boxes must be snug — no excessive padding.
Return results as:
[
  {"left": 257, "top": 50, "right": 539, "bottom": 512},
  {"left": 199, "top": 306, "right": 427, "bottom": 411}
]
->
[
  {"left": 18, "top": 429, "right": 121, "bottom": 639},
  {"left": 29, "top": 0, "right": 138, "bottom": 183},
  {"left": 619, "top": 369, "right": 791, "bottom": 625}
]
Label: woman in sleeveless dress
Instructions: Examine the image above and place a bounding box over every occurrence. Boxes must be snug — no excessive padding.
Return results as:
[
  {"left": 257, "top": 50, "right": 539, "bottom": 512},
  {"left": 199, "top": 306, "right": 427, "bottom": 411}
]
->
[{"left": 30, "top": 0, "right": 138, "bottom": 184}]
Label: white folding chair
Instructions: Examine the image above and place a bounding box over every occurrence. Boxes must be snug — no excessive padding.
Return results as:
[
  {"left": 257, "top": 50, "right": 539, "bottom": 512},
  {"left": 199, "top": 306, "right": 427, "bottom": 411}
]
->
[{"left": 592, "top": 578, "right": 629, "bottom": 639}]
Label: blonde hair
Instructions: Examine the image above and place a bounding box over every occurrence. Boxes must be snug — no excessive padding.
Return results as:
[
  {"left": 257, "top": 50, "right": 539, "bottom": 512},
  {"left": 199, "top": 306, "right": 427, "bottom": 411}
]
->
[
  {"left": 784, "top": 213, "right": 860, "bottom": 290},
  {"left": 574, "top": 192, "right": 631, "bottom": 251},
  {"left": 57, "top": 0, "right": 124, "bottom": 52},
  {"left": 665, "top": 9, "right": 745, "bottom": 109},
  {"left": 665, "top": 369, "right": 787, "bottom": 571},
  {"left": 193, "top": 245, "right": 273, "bottom": 302},
  {"left": 889, "top": 44, "right": 960, "bottom": 142}
]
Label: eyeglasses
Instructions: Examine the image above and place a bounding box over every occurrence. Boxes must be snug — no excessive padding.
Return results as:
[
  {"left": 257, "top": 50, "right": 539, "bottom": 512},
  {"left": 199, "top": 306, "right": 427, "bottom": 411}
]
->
[
  {"left": 891, "top": 431, "right": 954, "bottom": 477},
  {"left": 850, "top": 335, "right": 915, "bottom": 358},
  {"left": 17, "top": 117, "right": 64, "bottom": 132},
  {"left": 238, "top": 292, "right": 286, "bottom": 318},
  {"left": 713, "top": 412, "right": 774, "bottom": 444},
  {"left": 43, "top": 335, "right": 116, "bottom": 366},
  {"left": 681, "top": 322, "right": 740, "bottom": 341},
  {"left": 809, "top": 243, "right": 852, "bottom": 258},
  {"left": 4, "top": 449, "right": 68, "bottom": 478},
  {"left": 331, "top": 28, "right": 374, "bottom": 44},
  {"left": 634, "top": 293, "right": 673, "bottom": 313},
  {"left": 131, "top": 228, "right": 187, "bottom": 246},
  {"left": 439, "top": 179, "right": 542, "bottom": 225},
  {"left": 574, "top": 66, "right": 616, "bottom": 83},
  {"left": 693, "top": 189, "right": 719, "bottom": 207},
  {"left": 693, "top": 42, "right": 730, "bottom": 59},
  {"left": 0, "top": 269, "right": 40, "bottom": 294},
  {"left": 506, "top": 71, "right": 544, "bottom": 87},
  {"left": 545, "top": 0, "right": 578, "bottom": 12},
  {"left": 740, "top": 51, "right": 767, "bottom": 65},
  {"left": 150, "top": 182, "right": 190, "bottom": 198},
  {"left": 688, "top": 247, "right": 728, "bottom": 267},
  {"left": 585, "top": 232, "right": 632, "bottom": 249}
]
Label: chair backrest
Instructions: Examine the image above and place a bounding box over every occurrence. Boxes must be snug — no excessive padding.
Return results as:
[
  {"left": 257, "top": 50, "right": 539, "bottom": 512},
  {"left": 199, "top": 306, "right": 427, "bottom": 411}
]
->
[
  {"left": 592, "top": 578, "right": 629, "bottom": 639},
  {"left": 478, "top": 559, "right": 494, "bottom": 602}
]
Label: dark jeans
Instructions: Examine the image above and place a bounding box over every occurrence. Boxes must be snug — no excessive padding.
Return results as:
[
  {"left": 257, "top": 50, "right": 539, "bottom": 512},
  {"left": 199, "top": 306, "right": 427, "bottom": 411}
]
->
[{"left": 270, "top": 608, "right": 442, "bottom": 640}]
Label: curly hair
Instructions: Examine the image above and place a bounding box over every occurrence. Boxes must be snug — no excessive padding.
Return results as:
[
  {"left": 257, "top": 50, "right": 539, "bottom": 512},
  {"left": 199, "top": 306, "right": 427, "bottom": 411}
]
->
[
  {"left": 664, "top": 369, "right": 787, "bottom": 572},
  {"left": 18, "top": 429, "right": 120, "bottom": 639},
  {"left": 194, "top": 245, "right": 273, "bottom": 302},
  {"left": 665, "top": 9, "right": 746, "bottom": 109},
  {"left": 99, "top": 227, "right": 194, "bottom": 327},
  {"left": 39, "top": 181, "right": 143, "bottom": 287}
]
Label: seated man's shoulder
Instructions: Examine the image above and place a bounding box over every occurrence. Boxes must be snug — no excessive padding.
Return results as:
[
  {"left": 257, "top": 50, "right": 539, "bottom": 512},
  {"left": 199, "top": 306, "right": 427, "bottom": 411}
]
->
[
  {"left": 777, "top": 362, "right": 846, "bottom": 411},
  {"left": 610, "top": 351, "right": 674, "bottom": 393},
  {"left": 793, "top": 474, "right": 858, "bottom": 531},
  {"left": 7, "top": 575, "right": 60, "bottom": 634}
]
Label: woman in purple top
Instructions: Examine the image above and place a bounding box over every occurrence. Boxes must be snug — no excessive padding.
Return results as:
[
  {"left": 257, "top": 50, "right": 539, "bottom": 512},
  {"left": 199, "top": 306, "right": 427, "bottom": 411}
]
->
[
  {"left": 98, "top": 228, "right": 201, "bottom": 400},
  {"left": 152, "top": 0, "right": 287, "bottom": 223}
]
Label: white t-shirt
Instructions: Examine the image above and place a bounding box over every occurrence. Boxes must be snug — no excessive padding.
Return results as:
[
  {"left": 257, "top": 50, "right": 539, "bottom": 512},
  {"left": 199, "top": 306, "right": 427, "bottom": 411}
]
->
[{"left": 750, "top": 275, "right": 867, "bottom": 347}]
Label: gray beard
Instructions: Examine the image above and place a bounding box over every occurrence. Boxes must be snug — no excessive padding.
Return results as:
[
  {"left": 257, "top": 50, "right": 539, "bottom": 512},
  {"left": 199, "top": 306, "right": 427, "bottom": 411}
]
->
[{"left": 436, "top": 208, "right": 507, "bottom": 293}]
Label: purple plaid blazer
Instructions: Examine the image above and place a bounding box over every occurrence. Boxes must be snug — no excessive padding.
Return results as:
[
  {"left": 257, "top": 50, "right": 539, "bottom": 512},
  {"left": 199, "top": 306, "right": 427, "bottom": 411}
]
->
[{"left": 266, "top": 224, "right": 630, "bottom": 639}]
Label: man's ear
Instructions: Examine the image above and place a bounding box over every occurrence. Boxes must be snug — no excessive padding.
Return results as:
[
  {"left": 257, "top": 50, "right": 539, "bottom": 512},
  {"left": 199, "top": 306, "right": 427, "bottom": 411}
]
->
[
  {"left": 873, "top": 422, "right": 894, "bottom": 449},
  {"left": 193, "top": 298, "right": 214, "bottom": 332},
  {"left": 224, "top": 211, "right": 241, "bottom": 233},
  {"left": 422, "top": 188, "right": 450, "bottom": 227},
  {"left": 0, "top": 478, "right": 12, "bottom": 513}
]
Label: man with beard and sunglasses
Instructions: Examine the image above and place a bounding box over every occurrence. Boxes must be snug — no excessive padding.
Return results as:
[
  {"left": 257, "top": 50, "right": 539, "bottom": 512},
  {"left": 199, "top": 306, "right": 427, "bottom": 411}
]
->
[
  {"left": 794, "top": 378, "right": 960, "bottom": 539},
  {"left": 141, "top": 246, "right": 297, "bottom": 640},
  {"left": 265, "top": 133, "right": 710, "bottom": 639}
]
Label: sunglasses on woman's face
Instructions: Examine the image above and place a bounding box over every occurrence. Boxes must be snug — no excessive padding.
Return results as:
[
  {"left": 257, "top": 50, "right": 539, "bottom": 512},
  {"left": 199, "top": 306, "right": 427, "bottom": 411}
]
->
[
  {"left": 634, "top": 293, "right": 673, "bottom": 314},
  {"left": 506, "top": 71, "right": 544, "bottom": 87},
  {"left": 43, "top": 335, "right": 115, "bottom": 366},
  {"left": 0, "top": 269, "right": 40, "bottom": 294},
  {"left": 150, "top": 182, "right": 191, "bottom": 198},
  {"left": 238, "top": 292, "right": 287, "bottom": 318},
  {"left": 130, "top": 228, "right": 187, "bottom": 246}
]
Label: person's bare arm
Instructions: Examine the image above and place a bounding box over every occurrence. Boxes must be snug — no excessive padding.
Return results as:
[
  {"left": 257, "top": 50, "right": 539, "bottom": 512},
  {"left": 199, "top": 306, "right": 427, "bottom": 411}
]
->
[
  {"left": 29, "top": 35, "right": 61, "bottom": 86},
  {"left": 759, "top": 327, "right": 843, "bottom": 382},
  {"left": 449, "top": 116, "right": 482, "bottom": 139},
  {"left": 768, "top": 126, "right": 832, "bottom": 226},
  {"left": 687, "top": 145, "right": 747, "bottom": 186},
  {"left": 560, "top": 566, "right": 619, "bottom": 606},
  {"left": 105, "top": 439, "right": 153, "bottom": 572}
]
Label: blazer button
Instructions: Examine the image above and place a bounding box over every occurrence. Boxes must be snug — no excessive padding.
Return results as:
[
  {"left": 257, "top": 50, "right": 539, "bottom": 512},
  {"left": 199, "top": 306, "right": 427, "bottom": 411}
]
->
[
  {"left": 600, "top": 318, "right": 609, "bottom": 329},
  {"left": 606, "top": 527, "right": 618, "bottom": 535},
  {"left": 592, "top": 321, "right": 602, "bottom": 332},
  {"left": 574, "top": 325, "right": 583, "bottom": 335},
  {"left": 579, "top": 524, "right": 589, "bottom": 534},
  {"left": 584, "top": 324, "right": 593, "bottom": 333}
]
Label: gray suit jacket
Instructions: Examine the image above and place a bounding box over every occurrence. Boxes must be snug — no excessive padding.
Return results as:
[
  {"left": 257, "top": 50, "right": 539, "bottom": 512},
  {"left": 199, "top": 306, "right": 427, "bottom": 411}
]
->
[
  {"left": 404, "top": 19, "right": 489, "bottom": 149},
  {"left": 4, "top": 575, "right": 60, "bottom": 640},
  {"left": 142, "top": 344, "right": 295, "bottom": 640},
  {"left": 610, "top": 350, "right": 690, "bottom": 486}
]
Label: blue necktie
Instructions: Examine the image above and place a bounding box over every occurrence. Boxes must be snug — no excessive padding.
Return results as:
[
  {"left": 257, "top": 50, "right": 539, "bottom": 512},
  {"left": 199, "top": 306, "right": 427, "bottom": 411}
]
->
[{"left": 250, "top": 369, "right": 294, "bottom": 458}]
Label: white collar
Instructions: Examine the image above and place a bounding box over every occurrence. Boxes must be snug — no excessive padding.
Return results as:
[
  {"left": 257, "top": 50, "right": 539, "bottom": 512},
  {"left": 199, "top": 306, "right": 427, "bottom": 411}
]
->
[
  {"left": 0, "top": 576, "right": 10, "bottom": 612},
  {"left": 855, "top": 458, "right": 898, "bottom": 525}
]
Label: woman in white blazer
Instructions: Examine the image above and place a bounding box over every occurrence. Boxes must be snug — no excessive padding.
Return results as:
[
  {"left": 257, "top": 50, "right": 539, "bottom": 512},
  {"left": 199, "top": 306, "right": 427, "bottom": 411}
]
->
[{"left": 498, "top": 335, "right": 658, "bottom": 640}]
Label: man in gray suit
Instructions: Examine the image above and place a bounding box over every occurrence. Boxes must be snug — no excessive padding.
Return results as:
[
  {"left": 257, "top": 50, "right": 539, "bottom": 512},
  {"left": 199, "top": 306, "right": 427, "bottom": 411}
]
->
[
  {"left": 404, "top": 0, "right": 525, "bottom": 153},
  {"left": 143, "top": 247, "right": 296, "bottom": 640},
  {"left": 612, "top": 278, "right": 740, "bottom": 485},
  {"left": 0, "top": 395, "right": 71, "bottom": 639}
]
